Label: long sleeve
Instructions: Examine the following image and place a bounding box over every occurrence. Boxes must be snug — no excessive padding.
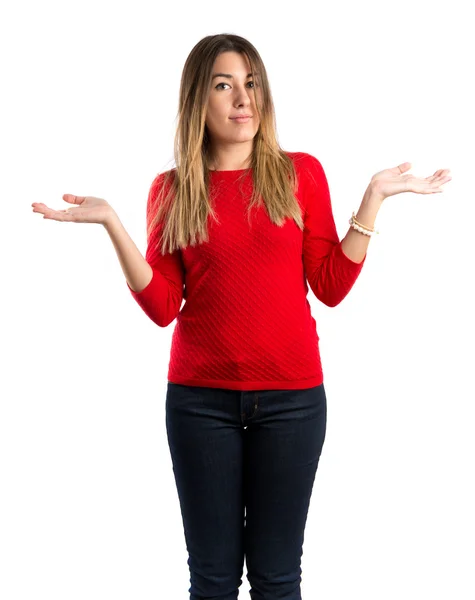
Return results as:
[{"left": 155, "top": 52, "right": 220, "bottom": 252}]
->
[
  {"left": 301, "top": 154, "right": 366, "bottom": 307},
  {"left": 127, "top": 171, "right": 185, "bottom": 327}
]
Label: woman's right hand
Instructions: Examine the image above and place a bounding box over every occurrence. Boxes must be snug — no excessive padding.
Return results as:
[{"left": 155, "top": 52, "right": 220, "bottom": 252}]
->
[{"left": 32, "top": 194, "right": 116, "bottom": 226}]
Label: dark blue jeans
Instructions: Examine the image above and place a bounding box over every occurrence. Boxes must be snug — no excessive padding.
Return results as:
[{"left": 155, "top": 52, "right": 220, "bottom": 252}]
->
[{"left": 165, "top": 382, "right": 327, "bottom": 600}]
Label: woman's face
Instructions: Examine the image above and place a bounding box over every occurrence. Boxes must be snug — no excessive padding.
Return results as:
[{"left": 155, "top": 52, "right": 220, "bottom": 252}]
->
[{"left": 205, "top": 51, "right": 261, "bottom": 152}]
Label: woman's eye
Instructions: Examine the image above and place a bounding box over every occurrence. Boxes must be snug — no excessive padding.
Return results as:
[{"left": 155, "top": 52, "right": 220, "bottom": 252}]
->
[{"left": 215, "top": 81, "right": 255, "bottom": 90}]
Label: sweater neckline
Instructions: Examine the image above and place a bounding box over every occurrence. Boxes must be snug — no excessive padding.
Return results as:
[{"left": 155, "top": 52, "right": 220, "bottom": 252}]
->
[{"left": 209, "top": 167, "right": 252, "bottom": 175}]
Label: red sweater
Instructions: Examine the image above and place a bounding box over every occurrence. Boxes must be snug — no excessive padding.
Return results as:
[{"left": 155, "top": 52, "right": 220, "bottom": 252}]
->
[{"left": 127, "top": 151, "right": 366, "bottom": 391}]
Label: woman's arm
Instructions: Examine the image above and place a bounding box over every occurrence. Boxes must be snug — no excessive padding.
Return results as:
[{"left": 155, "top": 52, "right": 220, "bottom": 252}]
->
[
  {"left": 340, "top": 186, "right": 382, "bottom": 264},
  {"left": 104, "top": 211, "right": 153, "bottom": 293}
]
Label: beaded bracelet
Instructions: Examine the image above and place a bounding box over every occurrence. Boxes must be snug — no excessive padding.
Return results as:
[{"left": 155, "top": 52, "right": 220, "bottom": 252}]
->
[{"left": 349, "top": 211, "right": 379, "bottom": 236}]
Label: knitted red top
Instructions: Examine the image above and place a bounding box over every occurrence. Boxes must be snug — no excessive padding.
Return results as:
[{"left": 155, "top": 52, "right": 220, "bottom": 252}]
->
[{"left": 127, "top": 151, "right": 366, "bottom": 391}]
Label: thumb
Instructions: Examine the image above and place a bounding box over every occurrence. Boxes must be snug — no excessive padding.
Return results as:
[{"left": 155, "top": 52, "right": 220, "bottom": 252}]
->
[
  {"left": 398, "top": 162, "right": 412, "bottom": 172},
  {"left": 62, "top": 194, "right": 85, "bottom": 205}
]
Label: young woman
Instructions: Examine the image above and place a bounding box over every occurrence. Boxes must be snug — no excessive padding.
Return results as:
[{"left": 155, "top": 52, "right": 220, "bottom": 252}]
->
[{"left": 32, "top": 33, "right": 451, "bottom": 600}]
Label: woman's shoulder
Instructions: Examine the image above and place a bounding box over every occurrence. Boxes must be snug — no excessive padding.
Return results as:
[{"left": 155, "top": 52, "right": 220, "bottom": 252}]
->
[
  {"left": 147, "top": 169, "right": 178, "bottom": 202},
  {"left": 152, "top": 167, "right": 177, "bottom": 186},
  {"left": 284, "top": 152, "right": 326, "bottom": 186},
  {"left": 285, "top": 150, "right": 321, "bottom": 167}
]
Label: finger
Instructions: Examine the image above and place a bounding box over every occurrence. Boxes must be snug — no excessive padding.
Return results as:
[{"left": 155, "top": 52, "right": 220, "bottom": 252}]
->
[
  {"left": 32, "top": 203, "right": 77, "bottom": 220},
  {"left": 395, "top": 162, "right": 412, "bottom": 173},
  {"left": 428, "top": 180, "right": 450, "bottom": 193},
  {"left": 62, "top": 194, "right": 86, "bottom": 205},
  {"left": 32, "top": 203, "right": 56, "bottom": 215},
  {"left": 41, "top": 207, "right": 76, "bottom": 221},
  {"left": 421, "top": 186, "right": 444, "bottom": 194},
  {"left": 426, "top": 170, "right": 451, "bottom": 182},
  {"left": 412, "top": 179, "right": 445, "bottom": 193}
]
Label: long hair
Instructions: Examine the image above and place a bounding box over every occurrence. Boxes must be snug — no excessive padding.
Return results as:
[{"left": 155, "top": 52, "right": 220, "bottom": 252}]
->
[{"left": 149, "top": 33, "right": 304, "bottom": 256}]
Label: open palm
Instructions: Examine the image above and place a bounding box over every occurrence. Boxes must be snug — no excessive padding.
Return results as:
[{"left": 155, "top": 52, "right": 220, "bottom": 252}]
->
[
  {"left": 370, "top": 162, "right": 452, "bottom": 201},
  {"left": 32, "top": 194, "right": 114, "bottom": 225}
]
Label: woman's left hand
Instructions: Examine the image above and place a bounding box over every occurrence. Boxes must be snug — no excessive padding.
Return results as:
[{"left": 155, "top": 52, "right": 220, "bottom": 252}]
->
[{"left": 369, "top": 162, "right": 452, "bottom": 201}]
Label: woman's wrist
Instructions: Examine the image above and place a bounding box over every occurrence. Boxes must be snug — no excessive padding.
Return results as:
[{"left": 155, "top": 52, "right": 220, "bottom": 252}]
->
[{"left": 355, "top": 185, "right": 384, "bottom": 229}]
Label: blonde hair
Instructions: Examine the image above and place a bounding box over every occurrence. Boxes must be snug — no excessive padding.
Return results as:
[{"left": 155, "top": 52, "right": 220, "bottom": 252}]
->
[{"left": 149, "top": 33, "right": 304, "bottom": 256}]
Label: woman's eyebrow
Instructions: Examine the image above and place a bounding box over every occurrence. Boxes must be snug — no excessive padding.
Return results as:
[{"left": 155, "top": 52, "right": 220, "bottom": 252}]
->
[{"left": 211, "top": 72, "right": 254, "bottom": 80}]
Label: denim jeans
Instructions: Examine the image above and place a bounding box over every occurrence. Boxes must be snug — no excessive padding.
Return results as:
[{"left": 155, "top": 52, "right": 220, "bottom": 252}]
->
[{"left": 165, "top": 382, "right": 327, "bottom": 600}]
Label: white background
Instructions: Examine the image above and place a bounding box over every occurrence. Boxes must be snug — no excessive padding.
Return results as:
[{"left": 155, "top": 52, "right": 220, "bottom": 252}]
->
[{"left": 1, "top": 0, "right": 474, "bottom": 598}]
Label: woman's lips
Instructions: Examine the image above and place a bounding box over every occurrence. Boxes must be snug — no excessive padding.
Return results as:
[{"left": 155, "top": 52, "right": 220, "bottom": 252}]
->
[{"left": 231, "top": 116, "right": 251, "bottom": 123}]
